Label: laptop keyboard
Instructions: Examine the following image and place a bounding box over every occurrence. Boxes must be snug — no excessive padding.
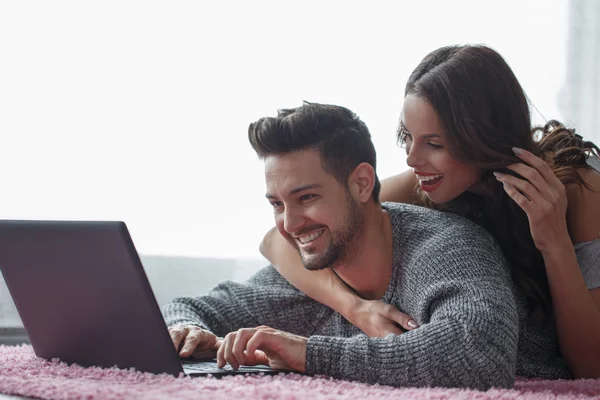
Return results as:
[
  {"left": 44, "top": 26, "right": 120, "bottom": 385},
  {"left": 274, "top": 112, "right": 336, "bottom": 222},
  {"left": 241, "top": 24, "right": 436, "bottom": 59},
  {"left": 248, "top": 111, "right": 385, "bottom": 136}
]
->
[{"left": 181, "top": 359, "right": 275, "bottom": 373}]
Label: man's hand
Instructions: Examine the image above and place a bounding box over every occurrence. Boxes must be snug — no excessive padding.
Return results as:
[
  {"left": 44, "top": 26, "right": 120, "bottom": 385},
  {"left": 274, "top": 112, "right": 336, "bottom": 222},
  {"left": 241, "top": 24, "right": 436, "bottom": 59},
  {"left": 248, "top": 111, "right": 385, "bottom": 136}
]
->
[
  {"left": 216, "top": 326, "right": 307, "bottom": 372},
  {"left": 168, "top": 325, "right": 222, "bottom": 359}
]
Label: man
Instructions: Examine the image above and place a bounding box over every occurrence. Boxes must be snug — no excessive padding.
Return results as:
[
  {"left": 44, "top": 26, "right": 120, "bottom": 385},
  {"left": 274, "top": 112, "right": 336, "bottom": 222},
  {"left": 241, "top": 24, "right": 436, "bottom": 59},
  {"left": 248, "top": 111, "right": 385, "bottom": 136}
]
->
[{"left": 163, "top": 102, "right": 568, "bottom": 389}]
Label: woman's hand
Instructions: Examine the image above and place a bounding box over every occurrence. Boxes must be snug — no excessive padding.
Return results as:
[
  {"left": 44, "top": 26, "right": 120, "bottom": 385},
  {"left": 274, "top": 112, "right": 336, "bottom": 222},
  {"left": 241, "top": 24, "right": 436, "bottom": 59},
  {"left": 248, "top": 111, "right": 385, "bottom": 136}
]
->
[
  {"left": 349, "top": 299, "right": 418, "bottom": 337},
  {"left": 494, "top": 147, "right": 570, "bottom": 253}
]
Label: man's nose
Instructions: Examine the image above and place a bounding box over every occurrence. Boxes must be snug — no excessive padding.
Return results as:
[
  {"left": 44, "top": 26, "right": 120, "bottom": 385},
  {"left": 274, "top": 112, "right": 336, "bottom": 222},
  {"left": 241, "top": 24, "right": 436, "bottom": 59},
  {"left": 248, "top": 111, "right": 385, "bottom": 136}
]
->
[{"left": 283, "top": 207, "right": 304, "bottom": 235}]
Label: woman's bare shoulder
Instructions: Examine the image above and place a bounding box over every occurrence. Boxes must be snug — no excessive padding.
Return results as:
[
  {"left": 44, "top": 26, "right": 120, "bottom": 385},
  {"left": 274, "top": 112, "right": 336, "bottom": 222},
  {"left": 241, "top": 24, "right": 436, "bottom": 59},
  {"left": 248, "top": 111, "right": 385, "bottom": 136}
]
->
[{"left": 380, "top": 170, "right": 418, "bottom": 204}]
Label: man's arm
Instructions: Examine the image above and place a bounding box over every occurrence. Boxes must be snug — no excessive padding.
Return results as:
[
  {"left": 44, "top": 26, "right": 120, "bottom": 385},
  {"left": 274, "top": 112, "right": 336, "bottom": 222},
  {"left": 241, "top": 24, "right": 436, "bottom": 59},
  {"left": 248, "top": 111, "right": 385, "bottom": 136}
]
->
[
  {"left": 161, "top": 265, "right": 329, "bottom": 337},
  {"left": 306, "top": 231, "right": 519, "bottom": 390}
]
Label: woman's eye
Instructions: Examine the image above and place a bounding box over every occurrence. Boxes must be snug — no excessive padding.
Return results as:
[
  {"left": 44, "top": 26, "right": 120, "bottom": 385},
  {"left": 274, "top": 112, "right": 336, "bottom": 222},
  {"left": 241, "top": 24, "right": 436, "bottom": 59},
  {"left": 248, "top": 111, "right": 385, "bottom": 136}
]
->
[{"left": 428, "top": 143, "right": 444, "bottom": 149}]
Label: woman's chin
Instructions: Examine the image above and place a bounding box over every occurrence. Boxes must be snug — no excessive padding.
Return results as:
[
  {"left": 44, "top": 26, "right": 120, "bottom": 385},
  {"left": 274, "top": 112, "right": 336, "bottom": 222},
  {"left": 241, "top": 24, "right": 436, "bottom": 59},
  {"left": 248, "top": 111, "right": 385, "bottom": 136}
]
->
[{"left": 424, "top": 191, "right": 454, "bottom": 205}]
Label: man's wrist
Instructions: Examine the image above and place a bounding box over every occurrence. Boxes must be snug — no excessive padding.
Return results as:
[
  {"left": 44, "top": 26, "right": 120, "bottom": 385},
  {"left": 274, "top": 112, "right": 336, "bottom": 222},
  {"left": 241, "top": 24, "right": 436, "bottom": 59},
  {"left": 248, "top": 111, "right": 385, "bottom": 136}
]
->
[{"left": 297, "top": 337, "right": 308, "bottom": 373}]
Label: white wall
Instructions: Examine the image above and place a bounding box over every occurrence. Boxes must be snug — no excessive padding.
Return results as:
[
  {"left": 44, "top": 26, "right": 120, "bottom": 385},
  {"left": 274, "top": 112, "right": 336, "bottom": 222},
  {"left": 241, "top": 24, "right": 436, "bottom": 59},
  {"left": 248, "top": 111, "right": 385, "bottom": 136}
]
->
[
  {"left": 560, "top": 0, "right": 600, "bottom": 144},
  {"left": 0, "top": 0, "right": 572, "bottom": 262}
]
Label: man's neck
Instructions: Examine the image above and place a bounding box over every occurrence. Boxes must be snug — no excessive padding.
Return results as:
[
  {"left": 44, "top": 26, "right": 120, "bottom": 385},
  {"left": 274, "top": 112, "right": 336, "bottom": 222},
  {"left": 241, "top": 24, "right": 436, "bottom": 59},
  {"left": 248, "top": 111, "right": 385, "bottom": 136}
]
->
[{"left": 332, "top": 204, "right": 394, "bottom": 300}]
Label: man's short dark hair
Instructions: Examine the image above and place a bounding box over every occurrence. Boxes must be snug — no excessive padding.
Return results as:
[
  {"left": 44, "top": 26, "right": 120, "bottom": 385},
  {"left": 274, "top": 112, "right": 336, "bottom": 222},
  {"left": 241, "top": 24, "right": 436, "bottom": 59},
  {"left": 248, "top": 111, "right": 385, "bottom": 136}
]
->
[{"left": 248, "top": 101, "right": 381, "bottom": 202}]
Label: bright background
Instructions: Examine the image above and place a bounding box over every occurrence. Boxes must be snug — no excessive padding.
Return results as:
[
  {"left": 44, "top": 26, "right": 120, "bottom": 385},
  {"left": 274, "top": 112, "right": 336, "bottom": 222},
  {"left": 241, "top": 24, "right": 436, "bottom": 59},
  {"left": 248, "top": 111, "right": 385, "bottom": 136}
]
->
[{"left": 1, "top": 0, "right": 587, "bottom": 259}]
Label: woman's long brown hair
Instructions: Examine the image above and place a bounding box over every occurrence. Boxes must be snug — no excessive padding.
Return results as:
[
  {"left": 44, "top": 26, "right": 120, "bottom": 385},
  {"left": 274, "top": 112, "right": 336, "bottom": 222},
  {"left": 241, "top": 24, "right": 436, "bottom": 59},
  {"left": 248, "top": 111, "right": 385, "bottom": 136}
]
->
[{"left": 402, "top": 45, "right": 600, "bottom": 321}]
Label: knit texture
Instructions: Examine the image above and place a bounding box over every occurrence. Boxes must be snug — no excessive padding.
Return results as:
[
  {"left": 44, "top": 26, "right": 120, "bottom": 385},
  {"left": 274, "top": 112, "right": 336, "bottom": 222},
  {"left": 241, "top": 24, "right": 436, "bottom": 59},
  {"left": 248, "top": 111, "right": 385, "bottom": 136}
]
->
[
  {"left": 162, "top": 202, "right": 571, "bottom": 390},
  {"left": 575, "top": 239, "right": 600, "bottom": 289}
]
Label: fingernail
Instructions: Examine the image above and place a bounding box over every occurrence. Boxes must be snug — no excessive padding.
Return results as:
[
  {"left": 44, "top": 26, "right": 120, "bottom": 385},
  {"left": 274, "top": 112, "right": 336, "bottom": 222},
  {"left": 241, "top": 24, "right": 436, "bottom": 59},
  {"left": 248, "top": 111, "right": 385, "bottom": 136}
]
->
[
  {"left": 493, "top": 172, "right": 503, "bottom": 180},
  {"left": 512, "top": 147, "right": 524, "bottom": 155},
  {"left": 408, "top": 320, "right": 418, "bottom": 328},
  {"left": 503, "top": 181, "right": 512, "bottom": 190}
]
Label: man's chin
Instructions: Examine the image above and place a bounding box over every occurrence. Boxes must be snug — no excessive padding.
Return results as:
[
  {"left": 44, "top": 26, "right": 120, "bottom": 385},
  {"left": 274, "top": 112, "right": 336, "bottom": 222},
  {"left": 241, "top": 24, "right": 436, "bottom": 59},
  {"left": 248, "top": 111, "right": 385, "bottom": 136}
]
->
[
  {"left": 300, "top": 254, "right": 329, "bottom": 271},
  {"left": 303, "top": 263, "right": 329, "bottom": 271}
]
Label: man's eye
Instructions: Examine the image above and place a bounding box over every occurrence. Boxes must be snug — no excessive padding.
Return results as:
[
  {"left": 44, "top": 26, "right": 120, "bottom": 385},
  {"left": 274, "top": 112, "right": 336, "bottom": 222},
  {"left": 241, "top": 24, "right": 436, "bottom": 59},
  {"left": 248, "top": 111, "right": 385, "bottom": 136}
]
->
[
  {"left": 270, "top": 201, "right": 283, "bottom": 209},
  {"left": 300, "top": 194, "right": 316, "bottom": 201},
  {"left": 427, "top": 143, "right": 444, "bottom": 149}
]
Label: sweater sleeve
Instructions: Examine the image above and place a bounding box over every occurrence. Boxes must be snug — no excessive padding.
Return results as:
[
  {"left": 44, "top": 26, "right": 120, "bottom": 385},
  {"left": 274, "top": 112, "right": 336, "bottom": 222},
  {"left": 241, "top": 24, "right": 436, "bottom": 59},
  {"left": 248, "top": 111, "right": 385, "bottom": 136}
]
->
[
  {"left": 161, "top": 265, "right": 328, "bottom": 337},
  {"left": 305, "top": 230, "right": 519, "bottom": 390}
]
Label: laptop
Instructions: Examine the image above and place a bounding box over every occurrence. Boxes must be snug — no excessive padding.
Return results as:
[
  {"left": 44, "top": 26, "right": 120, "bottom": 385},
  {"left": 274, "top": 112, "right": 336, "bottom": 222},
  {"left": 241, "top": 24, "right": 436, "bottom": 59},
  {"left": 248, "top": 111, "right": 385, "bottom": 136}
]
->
[{"left": 0, "top": 220, "right": 282, "bottom": 377}]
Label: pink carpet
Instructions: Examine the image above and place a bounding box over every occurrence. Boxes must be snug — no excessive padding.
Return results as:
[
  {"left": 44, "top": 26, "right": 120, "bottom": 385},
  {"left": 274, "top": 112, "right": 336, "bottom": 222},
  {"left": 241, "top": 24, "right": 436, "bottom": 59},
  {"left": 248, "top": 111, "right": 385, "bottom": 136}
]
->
[{"left": 1, "top": 345, "right": 599, "bottom": 400}]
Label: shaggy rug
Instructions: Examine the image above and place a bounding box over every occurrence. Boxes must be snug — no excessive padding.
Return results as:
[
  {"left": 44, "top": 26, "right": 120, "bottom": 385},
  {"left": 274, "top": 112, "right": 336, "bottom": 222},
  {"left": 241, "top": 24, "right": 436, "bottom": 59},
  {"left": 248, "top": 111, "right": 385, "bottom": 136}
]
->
[{"left": 1, "top": 345, "right": 599, "bottom": 399}]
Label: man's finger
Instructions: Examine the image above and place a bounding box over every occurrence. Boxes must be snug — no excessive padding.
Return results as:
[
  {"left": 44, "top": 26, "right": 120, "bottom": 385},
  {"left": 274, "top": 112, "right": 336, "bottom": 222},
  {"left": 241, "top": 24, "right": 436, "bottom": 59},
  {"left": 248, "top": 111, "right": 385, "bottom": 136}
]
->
[
  {"left": 222, "top": 332, "right": 240, "bottom": 370},
  {"left": 250, "top": 349, "right": 270, "bottom": 366},
  {"left": 169, "top": 326, "right": 188, "bottom": 351},
  {"left": 224, "top": 339, "right": 240, "bottom": 370},
  {"left": 216, "top": 336, "right": 227, "bottom": 368},
  {"left": 255, "top": 325, "right": 274, "bottom": 331},
  {"left": 179, "top": 330, "right": 202, "bottom": 358},
  {"left": 232, "top": 329, "right": 256, "bottom": 367},
  {"left": 217, "top": 332, "right": 236, "bottom": 368},
  {"left": 246, "top": 330, "right": 275, "bottom": 357}
]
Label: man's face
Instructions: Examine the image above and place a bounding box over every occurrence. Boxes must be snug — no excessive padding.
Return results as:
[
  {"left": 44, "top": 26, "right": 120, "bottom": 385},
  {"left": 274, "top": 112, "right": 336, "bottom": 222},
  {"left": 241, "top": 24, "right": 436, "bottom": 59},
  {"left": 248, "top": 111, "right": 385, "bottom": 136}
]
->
[{"left": 265, "top": 149, "right": 364, "bottom": 271}]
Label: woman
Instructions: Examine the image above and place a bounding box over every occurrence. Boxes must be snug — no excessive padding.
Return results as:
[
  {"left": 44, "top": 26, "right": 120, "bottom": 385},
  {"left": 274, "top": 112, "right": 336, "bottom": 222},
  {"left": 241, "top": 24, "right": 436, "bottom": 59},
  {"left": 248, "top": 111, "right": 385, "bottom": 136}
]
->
[{"left": 259, "top": 45, "right": 600, "bottom": 378}]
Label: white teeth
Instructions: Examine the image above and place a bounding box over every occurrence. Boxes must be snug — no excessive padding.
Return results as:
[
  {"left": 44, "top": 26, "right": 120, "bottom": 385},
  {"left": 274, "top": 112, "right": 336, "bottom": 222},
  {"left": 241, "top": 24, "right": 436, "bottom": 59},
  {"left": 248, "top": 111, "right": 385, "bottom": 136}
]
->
[
  {"left": 298, "top": 230, "right": 324, "bottom": 244},
  {"left": 417, "top": 174, "right": 443, "bottom": 182}
]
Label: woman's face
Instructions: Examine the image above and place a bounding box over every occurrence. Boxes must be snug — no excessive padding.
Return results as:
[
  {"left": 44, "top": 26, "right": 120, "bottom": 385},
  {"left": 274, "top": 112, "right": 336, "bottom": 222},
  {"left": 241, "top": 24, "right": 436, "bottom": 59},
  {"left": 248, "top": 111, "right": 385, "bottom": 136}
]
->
[{"left": 402, "top": 94, "right": 484, "bottom": 204}]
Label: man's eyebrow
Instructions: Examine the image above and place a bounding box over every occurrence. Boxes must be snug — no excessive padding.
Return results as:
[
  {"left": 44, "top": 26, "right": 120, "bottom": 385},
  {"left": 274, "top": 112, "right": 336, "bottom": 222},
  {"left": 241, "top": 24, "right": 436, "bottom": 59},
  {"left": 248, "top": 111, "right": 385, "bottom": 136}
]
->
[{"left": 265, "top": 184, "right": 322, "bottom": 200}]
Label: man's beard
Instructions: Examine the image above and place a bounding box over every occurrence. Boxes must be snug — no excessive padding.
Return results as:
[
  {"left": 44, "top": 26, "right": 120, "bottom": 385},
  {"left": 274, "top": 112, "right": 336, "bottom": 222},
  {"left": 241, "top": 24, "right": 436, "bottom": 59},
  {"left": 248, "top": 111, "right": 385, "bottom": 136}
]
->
[{"left": 298, "top": 194, "right": 364, "bottom": 271}]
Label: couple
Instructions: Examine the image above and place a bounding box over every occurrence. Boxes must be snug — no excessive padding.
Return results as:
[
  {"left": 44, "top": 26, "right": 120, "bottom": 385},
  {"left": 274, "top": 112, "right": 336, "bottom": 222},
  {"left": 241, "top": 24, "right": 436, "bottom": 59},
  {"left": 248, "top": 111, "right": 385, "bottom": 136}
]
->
[{"left": 162, "top": 45, "right": 600, "bottom": 389}]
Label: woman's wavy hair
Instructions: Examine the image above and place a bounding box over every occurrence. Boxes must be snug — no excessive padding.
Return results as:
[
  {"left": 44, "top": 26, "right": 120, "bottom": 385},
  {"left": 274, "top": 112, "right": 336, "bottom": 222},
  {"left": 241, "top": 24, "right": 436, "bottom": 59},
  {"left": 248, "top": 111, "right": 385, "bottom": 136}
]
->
[{"left": 400, "top": 44, "right": 600, "bottom": 322}]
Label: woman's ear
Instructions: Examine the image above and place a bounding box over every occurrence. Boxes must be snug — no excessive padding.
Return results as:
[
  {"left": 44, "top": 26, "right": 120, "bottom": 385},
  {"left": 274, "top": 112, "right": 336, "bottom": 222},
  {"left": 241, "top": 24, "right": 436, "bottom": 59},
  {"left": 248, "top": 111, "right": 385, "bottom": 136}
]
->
[{"left": 348, "top": 162, "right": 376, "bottom": 203}]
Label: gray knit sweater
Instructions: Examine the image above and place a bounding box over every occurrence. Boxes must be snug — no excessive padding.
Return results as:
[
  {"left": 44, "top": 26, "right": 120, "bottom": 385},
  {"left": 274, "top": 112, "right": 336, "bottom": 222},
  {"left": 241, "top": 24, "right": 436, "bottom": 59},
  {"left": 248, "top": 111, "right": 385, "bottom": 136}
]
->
[{"left": 162, "top": 202, "right": 570, "bottom": 389}]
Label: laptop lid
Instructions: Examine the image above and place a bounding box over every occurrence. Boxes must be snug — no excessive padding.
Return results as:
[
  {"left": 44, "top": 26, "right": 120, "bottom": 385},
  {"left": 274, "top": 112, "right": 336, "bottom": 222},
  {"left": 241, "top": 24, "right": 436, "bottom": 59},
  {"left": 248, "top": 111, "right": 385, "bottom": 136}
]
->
[{"left": 0, "top": 220, "right": 184, "bottom": 376}]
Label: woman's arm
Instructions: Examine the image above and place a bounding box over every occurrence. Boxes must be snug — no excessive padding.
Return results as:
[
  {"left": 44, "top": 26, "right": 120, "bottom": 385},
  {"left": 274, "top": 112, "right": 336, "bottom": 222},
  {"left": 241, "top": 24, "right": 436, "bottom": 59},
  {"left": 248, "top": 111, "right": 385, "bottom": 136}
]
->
[
  {"left": 547, "top": 168, "right": 600, "bottom": 378},
  {"left": 496, "top": 149, "right": 600, "bottom": 378},
  {"left": 260, "top": 227, "right": 417, "bottom": 336},
  {"left": 258, "top": 170, "right": 419, "bottom": 337}
]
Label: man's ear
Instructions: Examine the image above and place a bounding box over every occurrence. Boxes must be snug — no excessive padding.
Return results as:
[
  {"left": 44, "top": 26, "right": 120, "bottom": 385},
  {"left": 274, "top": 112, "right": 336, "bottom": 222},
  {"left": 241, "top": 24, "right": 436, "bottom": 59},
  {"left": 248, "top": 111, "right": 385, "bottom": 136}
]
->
[{"left": 348, "top": 162, "right": 376, "bottom": 203}]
